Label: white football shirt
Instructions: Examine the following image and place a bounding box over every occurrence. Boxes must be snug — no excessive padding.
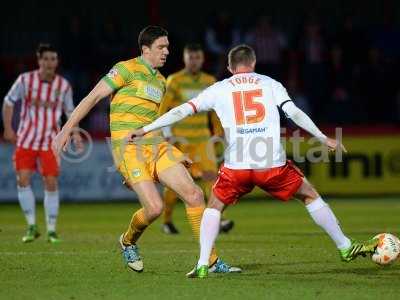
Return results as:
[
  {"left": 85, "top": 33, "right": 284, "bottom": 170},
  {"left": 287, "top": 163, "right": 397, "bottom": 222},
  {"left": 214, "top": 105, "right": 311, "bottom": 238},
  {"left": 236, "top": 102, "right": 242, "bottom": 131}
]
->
[{"left": 189, "top": 72, "right": 290, "bottom": 169}]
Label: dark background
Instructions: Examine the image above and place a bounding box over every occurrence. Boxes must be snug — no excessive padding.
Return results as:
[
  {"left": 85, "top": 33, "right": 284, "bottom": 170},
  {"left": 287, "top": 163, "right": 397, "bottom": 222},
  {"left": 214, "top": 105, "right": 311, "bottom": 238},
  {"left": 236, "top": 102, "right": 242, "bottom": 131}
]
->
[{"left": 1, "top": 0, "right": 400, "bottom": 134}]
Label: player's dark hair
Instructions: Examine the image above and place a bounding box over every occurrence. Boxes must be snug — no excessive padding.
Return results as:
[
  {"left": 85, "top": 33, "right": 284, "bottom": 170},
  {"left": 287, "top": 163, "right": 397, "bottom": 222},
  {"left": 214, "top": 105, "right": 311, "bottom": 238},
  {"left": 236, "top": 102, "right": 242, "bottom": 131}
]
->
[
  {"left": 228, "top": 44, "right": 256, "bottom": 70},
  {"left": 36, "top": 43, "right": 57, "bottom": 58},
  {"left": 138, "top": 26, "right": 168, "bottom": 52},
  {"left": 183, "top": 43, "right": 203, "bottom": 52}
]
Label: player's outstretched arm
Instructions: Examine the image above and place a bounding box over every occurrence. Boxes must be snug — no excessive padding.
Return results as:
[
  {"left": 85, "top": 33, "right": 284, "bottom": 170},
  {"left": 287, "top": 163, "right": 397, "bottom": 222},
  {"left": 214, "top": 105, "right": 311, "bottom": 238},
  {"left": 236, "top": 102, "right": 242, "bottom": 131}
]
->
[
  {"left": 128, "top": 102, "right": 195, "bottom": 141},
  {"left": 52, "top": 80, "right": 113, "bottom": 153},
  {"left": 282, "top": 101, "right": 347, "bottom": 153}
]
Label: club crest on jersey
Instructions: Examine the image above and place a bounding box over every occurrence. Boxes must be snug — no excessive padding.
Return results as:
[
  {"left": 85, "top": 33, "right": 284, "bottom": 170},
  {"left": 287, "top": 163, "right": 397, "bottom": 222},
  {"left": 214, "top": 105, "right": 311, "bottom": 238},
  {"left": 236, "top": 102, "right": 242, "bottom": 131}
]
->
[
  {"left": 54, "top": 89, "right": 61, "bottom": 98},
  {"left": 107, "top": 68, "right": 118, "bottom": 79},
  {"left": 132, "top": 168, "right": 142, "bottom": 178}
]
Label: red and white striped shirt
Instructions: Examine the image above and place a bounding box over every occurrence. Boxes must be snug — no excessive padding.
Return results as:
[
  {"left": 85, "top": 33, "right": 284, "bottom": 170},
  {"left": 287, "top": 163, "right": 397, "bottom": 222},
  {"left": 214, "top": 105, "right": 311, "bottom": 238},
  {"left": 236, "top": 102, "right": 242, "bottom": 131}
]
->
[{"left": 4, "top": 70, "right": 75, "bottom": 151}]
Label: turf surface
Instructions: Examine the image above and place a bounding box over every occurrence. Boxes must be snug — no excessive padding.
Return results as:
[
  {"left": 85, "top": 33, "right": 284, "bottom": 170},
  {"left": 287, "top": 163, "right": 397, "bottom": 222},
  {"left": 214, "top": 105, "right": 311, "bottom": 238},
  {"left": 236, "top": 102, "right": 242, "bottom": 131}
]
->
[{"left": 1, "top": 198, "right": 399, "bottom": 300}]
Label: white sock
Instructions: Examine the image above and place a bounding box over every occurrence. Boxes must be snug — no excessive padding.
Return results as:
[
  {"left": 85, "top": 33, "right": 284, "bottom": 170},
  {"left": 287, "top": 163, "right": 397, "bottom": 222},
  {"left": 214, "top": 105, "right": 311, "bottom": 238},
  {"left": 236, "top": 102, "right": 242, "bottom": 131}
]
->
[
  {"left": 306, "top": 197, "right": 351, "bottom": 250},
  {"left": 17, "top": 186, "right": 36, "bottom": 225},
  {"left": 198, "top": 208, "right": 221, "bottom": 267},
  {"left": 44, "top": 190, "right": 60, "bottom": 232}
]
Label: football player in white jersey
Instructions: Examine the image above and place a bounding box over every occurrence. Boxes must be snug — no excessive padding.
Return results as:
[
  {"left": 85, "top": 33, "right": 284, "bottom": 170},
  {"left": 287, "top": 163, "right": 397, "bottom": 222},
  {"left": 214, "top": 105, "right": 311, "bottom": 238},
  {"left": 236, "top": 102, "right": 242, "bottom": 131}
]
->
[
  {"left": 2, "top": 43, "right": 83, "bottom": 243},
  {"left": 127, "top": 44, "right": 379, "bottom": 278}
]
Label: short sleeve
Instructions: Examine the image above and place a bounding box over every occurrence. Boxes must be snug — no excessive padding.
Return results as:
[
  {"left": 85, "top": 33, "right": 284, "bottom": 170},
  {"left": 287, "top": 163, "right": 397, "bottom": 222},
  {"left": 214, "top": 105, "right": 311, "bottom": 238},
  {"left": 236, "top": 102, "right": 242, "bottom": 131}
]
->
[
  {"left": 272, "top": 80, "right": 291, "bottom": 107},
  {"left": 102, "top": 62, "right": 131, "bottom": 91},
  {"left": 188, "top": 84, "right": 217, "bottom": 113},
  {"left": 63, "top": 84, "right": 75, "bottom": 117},
  {"left": 4, "top": 75, "right": 24, "bottom": 106}
]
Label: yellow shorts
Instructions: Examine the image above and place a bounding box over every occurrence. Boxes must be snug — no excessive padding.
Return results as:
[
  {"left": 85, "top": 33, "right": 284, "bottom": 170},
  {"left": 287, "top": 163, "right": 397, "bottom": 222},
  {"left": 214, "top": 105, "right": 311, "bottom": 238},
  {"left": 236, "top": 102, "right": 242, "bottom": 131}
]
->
[
  {"left": 113, "top": 141, "right": 186, "bottom": 184},
  {"left": 176, "top": 141, "right": 218, "bottom": 179}
]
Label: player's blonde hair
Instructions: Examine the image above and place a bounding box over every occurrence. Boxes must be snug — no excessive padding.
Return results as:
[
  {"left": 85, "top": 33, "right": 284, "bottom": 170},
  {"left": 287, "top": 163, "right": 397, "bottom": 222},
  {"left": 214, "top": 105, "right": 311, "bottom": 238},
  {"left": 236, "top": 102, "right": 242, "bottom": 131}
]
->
[{"left": 228, "top": 44, "right": 256, "bottom": 70}]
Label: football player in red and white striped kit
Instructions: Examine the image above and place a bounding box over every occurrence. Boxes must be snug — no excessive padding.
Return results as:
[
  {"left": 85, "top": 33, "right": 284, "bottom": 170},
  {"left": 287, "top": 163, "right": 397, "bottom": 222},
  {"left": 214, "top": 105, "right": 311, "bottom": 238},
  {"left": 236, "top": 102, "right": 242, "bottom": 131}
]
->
[{"left": 2, "top": 43, "right": 83, "bottom": 243}]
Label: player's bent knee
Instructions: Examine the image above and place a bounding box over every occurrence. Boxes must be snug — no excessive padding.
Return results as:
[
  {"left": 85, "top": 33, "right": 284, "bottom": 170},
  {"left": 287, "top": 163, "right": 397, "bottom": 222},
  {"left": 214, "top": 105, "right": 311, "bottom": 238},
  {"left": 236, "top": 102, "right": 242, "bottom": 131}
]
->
[
  {"left": 193, "top": 186, "right": 204, "bottom": 203},
  {"left": 145, "top": 202, "right": 164, "bottom": 220},
  {"left": 304, "top": 184, "right": 319, "bottom": 199},
  {"left": 17, "top": 173, "right": 31, "bottom": 188},
  {"left": 43, "top": 176, "right": 58, "bottom": 192},
  {"left": 183, "top": 185, "right": 204, "bottom": 207},
  {"left": 17, "top": 177, "right": 31, "bottom": 188},
  {"left": 295, "top": 180, "right": 319, "bottom": 204},
  {"left": 207, "top": 194, "right": 225, "bottom": 211}
]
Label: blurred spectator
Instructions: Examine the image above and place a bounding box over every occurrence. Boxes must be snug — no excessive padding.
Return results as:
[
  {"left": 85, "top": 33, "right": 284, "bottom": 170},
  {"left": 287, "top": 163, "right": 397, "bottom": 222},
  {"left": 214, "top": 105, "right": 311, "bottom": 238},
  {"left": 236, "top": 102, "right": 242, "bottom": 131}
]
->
[
  {"left": 324, "top": 45, "right": 355, "bottom": 123},
  {"left": 298, "top": 18, "right": 328, "bottom": 120},
  {"left": 334, "top": 14, "right": 366, "bottom": 67},
  {"left": 300, "top": 19, "right": 326, "bottom": 65},
  {"left": 367, "top": 11, "right": 400, "bottom": 122},
  {"left": 284, "top": 50, "right": 301, "bottom": 87},
  {"left": 96, "top": 17, "right": 126, "bottom": 65},
  {"left": 59, "top": 16, "right": 92, "bottom": 103},
  {"left": 357, "top": 48, "right": 390, "bottom": 122},
  {"left": 286, "top": 77, "right": 312, "bottom": 117},
  {"left": 59, "top": 16, "right": 92, "bottom": 69},
  {"left": 370, "top": 9, "right": 400, "bottom": 63},
  {"left": 204, "top": 12, "right": 241, "bottom": 79},
  {"left": 245, "top": 16, "right": 287, "bottom": 81}
]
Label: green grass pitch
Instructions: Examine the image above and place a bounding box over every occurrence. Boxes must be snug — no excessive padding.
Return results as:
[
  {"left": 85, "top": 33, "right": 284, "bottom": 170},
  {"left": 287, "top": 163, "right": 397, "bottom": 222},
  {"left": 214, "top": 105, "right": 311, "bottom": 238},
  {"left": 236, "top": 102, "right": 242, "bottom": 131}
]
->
[{"left": 0, "top": 198, "right": 399, "bottom": 300}]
